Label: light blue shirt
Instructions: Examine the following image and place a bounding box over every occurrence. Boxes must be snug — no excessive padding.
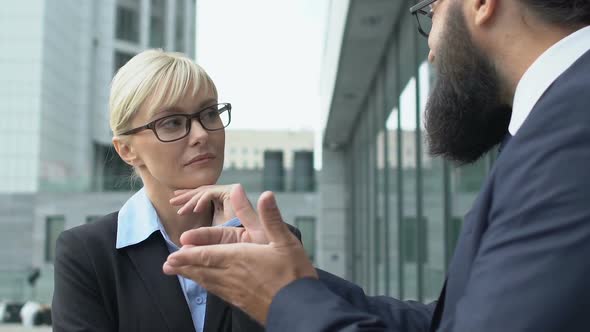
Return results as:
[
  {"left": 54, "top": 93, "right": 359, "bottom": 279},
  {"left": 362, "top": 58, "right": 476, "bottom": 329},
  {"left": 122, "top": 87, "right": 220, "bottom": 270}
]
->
[{"left": 116, "top": 188, "right": 241, "bottom": 332}]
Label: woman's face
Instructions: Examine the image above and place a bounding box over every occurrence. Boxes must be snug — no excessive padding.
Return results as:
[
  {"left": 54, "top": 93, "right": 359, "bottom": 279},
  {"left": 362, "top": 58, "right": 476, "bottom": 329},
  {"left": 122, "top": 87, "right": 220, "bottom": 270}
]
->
[{"left": 125, "top": 86, "right": 225, "bottom": 190}]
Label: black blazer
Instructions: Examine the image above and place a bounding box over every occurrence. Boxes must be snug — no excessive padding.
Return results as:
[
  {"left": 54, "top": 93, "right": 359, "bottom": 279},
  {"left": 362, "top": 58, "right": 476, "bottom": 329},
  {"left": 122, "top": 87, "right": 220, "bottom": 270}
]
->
[
  {"left": 265, "top": 50, "right": 590, "bottom": 331},
  {"left": 51, "top": 212, "right": 266, "bottom": 332}
]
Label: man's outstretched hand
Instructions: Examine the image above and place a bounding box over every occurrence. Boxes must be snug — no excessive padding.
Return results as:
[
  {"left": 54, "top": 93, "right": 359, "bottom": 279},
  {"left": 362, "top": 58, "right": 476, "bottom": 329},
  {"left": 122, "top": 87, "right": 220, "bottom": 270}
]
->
[
  {"left": 163, "top": 184, "right": 318, "bottom": 324},
  {"left": 173, "top": 184, "right": 269, "bottom": 245}
]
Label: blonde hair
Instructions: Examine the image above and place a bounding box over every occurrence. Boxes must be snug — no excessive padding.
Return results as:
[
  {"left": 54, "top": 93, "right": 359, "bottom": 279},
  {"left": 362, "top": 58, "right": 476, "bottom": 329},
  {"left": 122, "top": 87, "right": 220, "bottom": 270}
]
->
[{"left": 109, "top": 49, "right": 217, "bottom": 136}]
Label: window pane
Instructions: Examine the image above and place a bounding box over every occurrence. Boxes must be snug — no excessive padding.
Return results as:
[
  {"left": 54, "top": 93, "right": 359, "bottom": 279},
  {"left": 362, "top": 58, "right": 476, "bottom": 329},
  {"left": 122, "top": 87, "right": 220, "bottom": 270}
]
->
[
  {"left": 150, "top": 0, "right": 166, "bottom": 48},
  {"left": 175, "top": 0, "right": 185, "bottom": 51},
  {"left": 116, "top": 0, "right": 140, "bottom": 43},
  {"left": 376, "top": 115, "right": 388, "bottom": 295},
  {"left": 92, "top": 143, "right": 140, "bottom": 191},
  {"left": 45, "top": 216, "right": 65, "bottom": 263},
  {"left": 114, "top": 51, "right": 134, "bottom": 75},
  {"left": 418, "top": 61, "right": 445, "bottom": 301},
  {"left": 386, "top": 107, "right": 400, "bottom": 297},
  {"left": 295, "top": 217, "right": 316, "bottom": 263},
  {"left": 400, "top": 76, "right": 419, "bottom": 300}
]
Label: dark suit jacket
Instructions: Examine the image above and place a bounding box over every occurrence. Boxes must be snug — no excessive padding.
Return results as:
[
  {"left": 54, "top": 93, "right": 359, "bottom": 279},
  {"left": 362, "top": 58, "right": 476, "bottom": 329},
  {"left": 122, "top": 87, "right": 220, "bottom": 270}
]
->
[
  {"left": 266, "top": 50, "right": 590, "bottom": 331},
  {"left": 51, "top": 212, "right": 266, "bottom": 332},
  {"left": 51, "top": 211, "right": 362, "bottom": 332}
]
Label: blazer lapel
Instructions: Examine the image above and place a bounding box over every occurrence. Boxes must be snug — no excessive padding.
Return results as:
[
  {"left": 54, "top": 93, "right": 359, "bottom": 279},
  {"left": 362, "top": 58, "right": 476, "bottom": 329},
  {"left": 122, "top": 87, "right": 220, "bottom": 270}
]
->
[
  {"left": 203, "top": 293, "right": 265, "bottom": 332},
  {"left": 430, "top": 279, "right": 447, "bottom": 332},
  {"left": 203, "top": 293, "right": 231, "bottom": 332},
  {"left": 125, "top": 232, "right": 195, "bottom": 332}
]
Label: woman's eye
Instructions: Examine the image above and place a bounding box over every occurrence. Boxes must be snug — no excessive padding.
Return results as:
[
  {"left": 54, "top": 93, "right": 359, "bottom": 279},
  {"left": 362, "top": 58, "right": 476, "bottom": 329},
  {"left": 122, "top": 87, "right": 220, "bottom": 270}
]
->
[
  {"left": 202, "top": 110, "right": 220, "bottom": 120},
  {"left": 159, "top": 117, "right": 184, "bottom": 129}
]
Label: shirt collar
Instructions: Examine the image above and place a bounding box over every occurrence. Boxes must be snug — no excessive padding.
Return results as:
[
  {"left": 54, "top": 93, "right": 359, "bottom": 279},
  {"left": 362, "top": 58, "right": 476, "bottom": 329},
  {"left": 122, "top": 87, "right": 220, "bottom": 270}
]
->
[
  {"left": 116, "top": 187, "right": 160, "bottom": 249},
  {"left": 116, "top": 187, "right": 243, "bottom": 249},
  {"left": 510, "top": 26, "right": 590, "bottom": 135}
]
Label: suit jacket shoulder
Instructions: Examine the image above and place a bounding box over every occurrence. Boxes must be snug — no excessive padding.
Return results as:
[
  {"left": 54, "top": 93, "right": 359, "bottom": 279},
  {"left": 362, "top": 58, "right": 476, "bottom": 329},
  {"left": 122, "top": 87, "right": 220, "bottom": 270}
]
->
[
  {"left": 439, "top": 49, "right": 590, "bottom": 331},
  {"left": 52, "top": 211, "right": 263, "bottom": 332}
]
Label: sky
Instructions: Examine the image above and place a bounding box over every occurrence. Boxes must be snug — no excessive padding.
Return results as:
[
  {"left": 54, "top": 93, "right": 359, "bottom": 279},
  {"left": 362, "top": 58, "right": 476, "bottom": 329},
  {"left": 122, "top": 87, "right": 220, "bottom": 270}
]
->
[{"left": 196, "top": 0, "right": 329, "bottom": 131}]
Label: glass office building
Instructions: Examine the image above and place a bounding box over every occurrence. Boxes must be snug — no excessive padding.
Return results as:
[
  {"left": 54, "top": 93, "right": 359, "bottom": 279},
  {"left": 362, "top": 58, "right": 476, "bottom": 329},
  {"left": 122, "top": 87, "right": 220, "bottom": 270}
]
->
[
  {"left": 317, "top": 0, "right": 496, "bottom": 302},
  {"left": 0, "top": 0, "right": 196, "bottom": 303}
]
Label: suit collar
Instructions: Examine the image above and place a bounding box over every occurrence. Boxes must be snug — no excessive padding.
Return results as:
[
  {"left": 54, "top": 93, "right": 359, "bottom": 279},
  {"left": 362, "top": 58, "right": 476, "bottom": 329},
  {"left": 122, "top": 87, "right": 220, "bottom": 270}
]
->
[
  {"left": 510, "top": 26, "right": 590, "bottom": 136},
  {"left": 204, "top": 293, "right": 231, "bottom": 332},
  {"left": 124, "top": 232, "right": 196, "bottom": 332}
]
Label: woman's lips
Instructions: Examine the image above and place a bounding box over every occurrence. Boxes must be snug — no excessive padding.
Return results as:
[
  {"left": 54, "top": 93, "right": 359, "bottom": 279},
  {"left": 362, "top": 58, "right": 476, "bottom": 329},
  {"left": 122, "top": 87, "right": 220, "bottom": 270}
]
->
[{"left": 185, "top": 154, "right": 215, "bottom": 166}]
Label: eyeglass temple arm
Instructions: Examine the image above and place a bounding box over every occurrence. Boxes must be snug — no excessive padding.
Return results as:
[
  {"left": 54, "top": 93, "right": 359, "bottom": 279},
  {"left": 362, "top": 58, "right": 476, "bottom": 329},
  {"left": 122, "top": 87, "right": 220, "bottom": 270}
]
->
[
  {"left": 120, "top": 124, "right": 151, "bottom": 136},
  {"left": 409, "top": 0, "right": 436, "bottom": 14}
]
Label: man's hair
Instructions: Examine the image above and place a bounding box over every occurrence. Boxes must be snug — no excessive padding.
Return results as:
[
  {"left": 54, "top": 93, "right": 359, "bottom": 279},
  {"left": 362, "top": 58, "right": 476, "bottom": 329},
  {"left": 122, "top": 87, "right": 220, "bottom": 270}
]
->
[{"left": 520, "top": 0, "right": 590, "bottom": 27}]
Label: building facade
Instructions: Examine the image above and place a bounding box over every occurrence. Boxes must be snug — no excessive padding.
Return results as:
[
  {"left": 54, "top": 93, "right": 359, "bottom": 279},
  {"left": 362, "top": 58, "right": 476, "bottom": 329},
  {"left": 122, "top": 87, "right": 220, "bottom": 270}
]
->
[
  {"left": 316, "top": 0, "right": 496, "bottom": 303},
  {"left": 223, "top": 130, "right": 314, "bottom": 170},
  {"left": 220, "top": 130, "right": 316, "bottom": 192},
  {"left": 0, "top": 0, "right": 196, "bottom": 194},
  {"left": 0, "top": 0, "right": 196, "bottom": 302}
]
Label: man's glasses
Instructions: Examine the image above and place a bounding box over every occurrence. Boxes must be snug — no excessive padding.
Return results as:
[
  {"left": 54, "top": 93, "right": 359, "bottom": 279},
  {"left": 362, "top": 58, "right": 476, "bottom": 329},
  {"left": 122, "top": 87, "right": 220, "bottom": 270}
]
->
[
  {"left": 120, "top": 103, "right": 232, "bottom": 143},
  {"left": 410, "top": 0, "right": 437, "bottom": 38}
]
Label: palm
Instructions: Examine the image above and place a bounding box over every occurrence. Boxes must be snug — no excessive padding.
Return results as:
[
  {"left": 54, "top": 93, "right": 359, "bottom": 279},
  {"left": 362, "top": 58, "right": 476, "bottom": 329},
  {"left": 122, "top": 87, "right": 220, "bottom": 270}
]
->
[{"left": 182, "top": 217, "right": 268, "bottom": 246}]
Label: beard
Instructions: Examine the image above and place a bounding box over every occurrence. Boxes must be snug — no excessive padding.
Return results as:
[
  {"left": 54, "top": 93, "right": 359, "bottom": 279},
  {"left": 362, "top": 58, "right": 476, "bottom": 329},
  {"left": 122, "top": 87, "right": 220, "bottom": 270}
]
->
[{"left": 424, "top": 3, "right": 512, "bottom": 165}]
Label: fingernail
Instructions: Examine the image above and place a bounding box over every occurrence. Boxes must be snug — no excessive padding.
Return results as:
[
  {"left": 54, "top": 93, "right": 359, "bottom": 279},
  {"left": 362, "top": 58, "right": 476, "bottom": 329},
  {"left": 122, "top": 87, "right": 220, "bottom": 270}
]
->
[
  {"left": 167, "top": 257, "right": 179, "bottom": 266},
  {"left": 262, "top": 191, "right": 278, "bottom": 209}
]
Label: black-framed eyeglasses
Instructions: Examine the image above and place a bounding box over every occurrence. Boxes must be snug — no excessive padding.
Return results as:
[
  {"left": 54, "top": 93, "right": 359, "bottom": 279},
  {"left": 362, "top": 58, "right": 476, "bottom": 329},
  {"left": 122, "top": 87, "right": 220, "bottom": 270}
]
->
[
  {"left": 410, "top": 0, "right": 437, "bottom": 38},
  {"left": 120, "top": 103, "right": 232, "bottom": 143}
]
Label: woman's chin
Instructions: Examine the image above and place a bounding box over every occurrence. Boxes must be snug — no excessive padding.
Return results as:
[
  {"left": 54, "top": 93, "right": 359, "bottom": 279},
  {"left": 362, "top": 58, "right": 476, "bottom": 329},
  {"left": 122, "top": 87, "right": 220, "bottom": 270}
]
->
[
  {"left": 167, "top": 167, "right": 222, "bottom": 189},
  {"left": 176, "top": 177, "right": 218, "bottom": 189}
]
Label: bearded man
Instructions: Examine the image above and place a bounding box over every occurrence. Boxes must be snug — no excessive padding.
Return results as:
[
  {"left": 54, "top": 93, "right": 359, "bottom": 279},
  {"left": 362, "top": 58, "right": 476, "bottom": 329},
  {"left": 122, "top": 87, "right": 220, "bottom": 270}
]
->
[{"left": 164, "top": 1, "right": 590, "bottom": 331}]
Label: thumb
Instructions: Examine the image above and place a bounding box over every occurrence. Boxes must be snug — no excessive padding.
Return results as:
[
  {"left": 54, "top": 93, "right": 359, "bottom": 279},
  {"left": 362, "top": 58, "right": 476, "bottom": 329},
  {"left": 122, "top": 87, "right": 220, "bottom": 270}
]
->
[
  {"left": 257, "top": 191, "right": 293, "bottom": 245},
  {"left": 230, "top": 184, "right": 261, "bottom": 231}
]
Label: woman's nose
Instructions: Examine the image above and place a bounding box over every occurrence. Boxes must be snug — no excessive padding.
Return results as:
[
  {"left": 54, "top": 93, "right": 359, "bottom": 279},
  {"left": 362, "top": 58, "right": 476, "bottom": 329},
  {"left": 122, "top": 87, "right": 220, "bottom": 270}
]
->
[{"left": 188, "top": 119, "right": 209, "bottom": 145}]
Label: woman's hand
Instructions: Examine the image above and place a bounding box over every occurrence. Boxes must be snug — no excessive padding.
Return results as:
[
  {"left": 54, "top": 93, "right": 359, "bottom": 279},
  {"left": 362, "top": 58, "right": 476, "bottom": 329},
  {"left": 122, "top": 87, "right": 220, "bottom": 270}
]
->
[{"left": 170, "top": 184, "right": 237, "bottom": 226}]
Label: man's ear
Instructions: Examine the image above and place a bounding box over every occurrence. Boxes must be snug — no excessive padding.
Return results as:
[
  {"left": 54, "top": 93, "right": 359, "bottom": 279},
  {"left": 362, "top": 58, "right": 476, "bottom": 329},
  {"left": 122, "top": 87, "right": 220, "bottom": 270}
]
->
[
  {"left": 469, "top": 0, "right": 499, "bottom": 27},
  {"left": 112, "top": 137, "right": 142, "bottom": 167}
]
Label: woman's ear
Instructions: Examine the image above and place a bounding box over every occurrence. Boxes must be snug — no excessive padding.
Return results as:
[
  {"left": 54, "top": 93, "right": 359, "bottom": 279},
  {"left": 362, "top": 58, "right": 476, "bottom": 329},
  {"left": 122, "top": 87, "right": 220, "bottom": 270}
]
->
[{"left": 112, "top": 137, "right": 142, "bottom": 166}]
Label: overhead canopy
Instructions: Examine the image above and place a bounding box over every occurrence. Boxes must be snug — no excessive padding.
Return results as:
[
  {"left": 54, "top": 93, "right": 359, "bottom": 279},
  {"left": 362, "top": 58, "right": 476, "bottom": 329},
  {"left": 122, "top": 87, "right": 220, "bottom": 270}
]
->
[{"left": 323, "top": 0, "right": 427, "bottom": 148}]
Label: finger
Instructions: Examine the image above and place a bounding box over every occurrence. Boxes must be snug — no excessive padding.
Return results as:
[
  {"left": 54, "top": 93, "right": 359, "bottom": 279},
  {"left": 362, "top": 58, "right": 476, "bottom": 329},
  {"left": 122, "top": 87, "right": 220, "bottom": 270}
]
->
[
  {"left": 163, "top": 260, "right": 226, "bottom": 283},
  {"left": 223, "top": 200, "right": 236, "bottom": 220},
  {"left": 173, "top": 189, "right": 192, "bottom": 195},
  {"left": 194, "top": 192, "right": 213, "bottom": 213},
  {"left": 170, "top": 189, "right": 198, "bottom": 205},
  {"left": 257, "top": 191, "right": 294, "bottom": 245},
  {"left": 230, "top": 184, "right": 260, "bottom": 231},
  {"left": 166, "top": 242, "right": 245, "bottom": 268},
  {"left": 178, "top": 193, "right": 203, "bottom": 215},
  {"left": 179, "top": 226, "right": 245, "bottom": 246}
]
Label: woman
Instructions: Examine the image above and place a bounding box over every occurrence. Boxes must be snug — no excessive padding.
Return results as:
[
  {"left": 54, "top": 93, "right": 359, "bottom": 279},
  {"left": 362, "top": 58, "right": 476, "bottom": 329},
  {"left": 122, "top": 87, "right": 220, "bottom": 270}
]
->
[{"left": 51, "top": 49, "right": 263, "bottom": 332}]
